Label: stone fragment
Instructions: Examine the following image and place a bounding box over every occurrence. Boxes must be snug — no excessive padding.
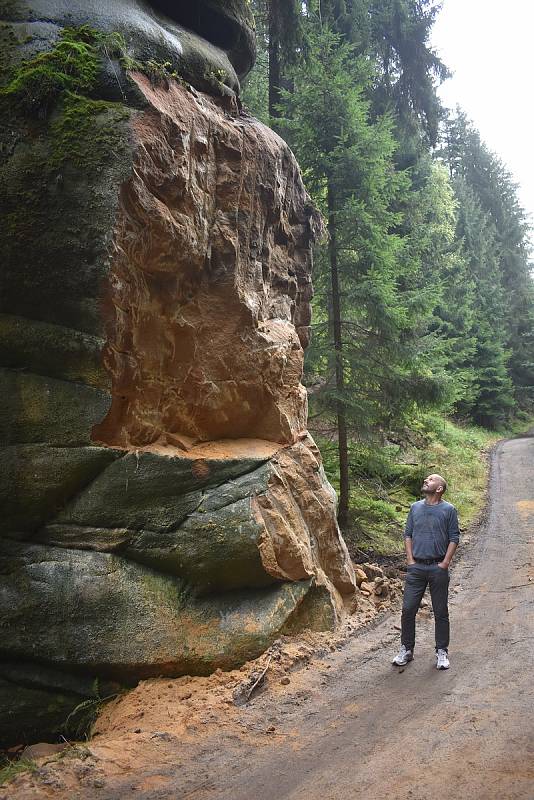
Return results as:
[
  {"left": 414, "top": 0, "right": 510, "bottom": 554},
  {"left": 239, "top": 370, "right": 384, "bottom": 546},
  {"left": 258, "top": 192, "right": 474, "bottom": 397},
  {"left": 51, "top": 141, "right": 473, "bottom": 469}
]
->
[
  {"left": 94, "top": 75, "right": 321, "bottom": 450},
  {"left": 21, "top": 743, "right": 68, "bottom": 762},
  {"left": 347, "top": 595, "right": 359, "bottom": 615},
  {"left": 354, "top": 567, "right": 368, "bottom": 587},
  {"left": 362, "top": 563, "right": 385, "bottom": 581}
]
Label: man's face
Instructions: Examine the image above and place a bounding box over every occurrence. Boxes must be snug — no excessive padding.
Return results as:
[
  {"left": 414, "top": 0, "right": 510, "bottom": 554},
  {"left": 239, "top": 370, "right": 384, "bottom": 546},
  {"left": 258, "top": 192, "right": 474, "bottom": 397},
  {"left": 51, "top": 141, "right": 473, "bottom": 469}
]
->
[{"left": 421, "top": 474, "right": 443, "bottom": 495}]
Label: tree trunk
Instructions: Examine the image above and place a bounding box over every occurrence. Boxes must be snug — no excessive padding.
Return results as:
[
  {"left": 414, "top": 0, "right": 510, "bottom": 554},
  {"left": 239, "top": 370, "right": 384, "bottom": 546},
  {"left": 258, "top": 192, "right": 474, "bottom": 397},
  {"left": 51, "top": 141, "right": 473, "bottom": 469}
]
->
[
  {"left": 268, "top": 0, "right": 282, "bottom": 122},
  {"left": 327, "top": 179, "right": 350, "bottom": 529}
]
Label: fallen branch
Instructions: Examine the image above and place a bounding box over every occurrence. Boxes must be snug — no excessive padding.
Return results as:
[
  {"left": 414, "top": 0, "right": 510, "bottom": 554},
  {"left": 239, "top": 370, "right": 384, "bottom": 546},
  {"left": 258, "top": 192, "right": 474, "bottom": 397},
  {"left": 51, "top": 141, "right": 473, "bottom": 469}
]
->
[
  {"left": 504, "top": 583, "right": 533, "bottom": 590},
  {"left": 232, "top": 656, "right": 272, "bottom": 706}
]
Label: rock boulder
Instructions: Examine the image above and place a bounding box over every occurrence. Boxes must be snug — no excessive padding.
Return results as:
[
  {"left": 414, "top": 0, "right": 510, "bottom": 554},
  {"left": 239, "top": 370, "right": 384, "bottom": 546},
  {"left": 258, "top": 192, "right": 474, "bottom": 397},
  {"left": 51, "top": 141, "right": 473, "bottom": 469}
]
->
[{"left": 0, "top": 0, "right": 356, "bottom": 747}]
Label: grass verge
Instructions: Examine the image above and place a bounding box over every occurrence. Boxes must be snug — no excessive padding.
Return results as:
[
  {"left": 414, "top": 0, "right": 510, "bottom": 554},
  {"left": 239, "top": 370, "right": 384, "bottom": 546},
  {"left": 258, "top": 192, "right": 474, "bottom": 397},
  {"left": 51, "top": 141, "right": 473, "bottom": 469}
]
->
[
  {"left": 316, "top": 412, "right": 533, "bottom": 560},
  {"left": 0, "top": 758, "right": 37, "bottom": 787}
]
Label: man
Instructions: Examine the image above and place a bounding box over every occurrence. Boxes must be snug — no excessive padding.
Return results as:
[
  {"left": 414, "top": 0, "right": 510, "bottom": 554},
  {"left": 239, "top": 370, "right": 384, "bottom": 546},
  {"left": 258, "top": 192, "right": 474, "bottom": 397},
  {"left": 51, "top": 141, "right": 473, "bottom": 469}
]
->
[{"left": 392, "top": 473, "right": 460, "bottom": 670}]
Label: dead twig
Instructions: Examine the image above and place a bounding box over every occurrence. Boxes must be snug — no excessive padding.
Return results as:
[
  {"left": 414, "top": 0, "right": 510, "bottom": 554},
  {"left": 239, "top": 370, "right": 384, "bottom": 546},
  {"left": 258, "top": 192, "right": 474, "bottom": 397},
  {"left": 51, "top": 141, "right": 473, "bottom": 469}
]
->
[
  {"left": 232, "top": 656, "right": 272, "bottom": 706},
  {"left": 504, "top": 583, "right": 533, "bottom": 590}
]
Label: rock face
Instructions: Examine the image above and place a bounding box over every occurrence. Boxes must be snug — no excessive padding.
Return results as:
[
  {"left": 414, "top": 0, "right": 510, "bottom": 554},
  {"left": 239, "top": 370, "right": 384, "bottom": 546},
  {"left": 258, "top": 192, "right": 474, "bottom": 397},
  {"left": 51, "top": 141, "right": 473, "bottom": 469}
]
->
[
  {"left": 94, "top": 72, "right": 317, "bottom": 447},
  {"left": 0, "top": 0, "right": 356, "bottom": 747}
]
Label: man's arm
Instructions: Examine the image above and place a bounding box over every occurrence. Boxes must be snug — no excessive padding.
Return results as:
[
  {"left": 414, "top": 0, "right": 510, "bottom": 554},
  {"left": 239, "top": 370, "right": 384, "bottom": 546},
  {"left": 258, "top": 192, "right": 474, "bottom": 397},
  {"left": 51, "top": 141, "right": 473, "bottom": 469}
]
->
[
  {"left": 439, "top": 541, "right": 457, "bottom": 569},
  {"left": 439, "top": 506, "right": 460, "bottom": 568},
  {"left": 405, "top": 536, "right": 415, "bottom": 565},
  {"left": 404, "top": 506, "right": 415, "bottom": 565}
]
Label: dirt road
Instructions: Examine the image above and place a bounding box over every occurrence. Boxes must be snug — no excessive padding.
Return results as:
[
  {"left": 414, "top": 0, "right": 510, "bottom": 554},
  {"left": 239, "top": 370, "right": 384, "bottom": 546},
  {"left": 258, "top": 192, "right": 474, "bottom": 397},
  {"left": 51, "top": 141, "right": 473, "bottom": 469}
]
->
[{"left": 7, "top": 436, "right": 534, "bottom": 799}]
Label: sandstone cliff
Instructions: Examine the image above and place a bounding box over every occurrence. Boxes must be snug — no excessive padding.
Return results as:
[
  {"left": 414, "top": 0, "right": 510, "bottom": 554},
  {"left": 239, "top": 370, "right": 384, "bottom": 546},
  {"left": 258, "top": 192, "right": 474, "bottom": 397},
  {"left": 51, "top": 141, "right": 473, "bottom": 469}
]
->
[{"left": 0, "top": 0, "right": 357, "bottom": 747}]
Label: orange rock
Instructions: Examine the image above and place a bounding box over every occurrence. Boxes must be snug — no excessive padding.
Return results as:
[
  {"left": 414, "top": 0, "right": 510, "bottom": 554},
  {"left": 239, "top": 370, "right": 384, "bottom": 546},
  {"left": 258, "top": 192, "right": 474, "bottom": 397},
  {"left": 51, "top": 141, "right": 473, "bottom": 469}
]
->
[
  {"left": 94, "top": 77, "right": 322, "bottom": 450},
  {"left": 354, "top": 567, "right": 368, "bottom": 587}
]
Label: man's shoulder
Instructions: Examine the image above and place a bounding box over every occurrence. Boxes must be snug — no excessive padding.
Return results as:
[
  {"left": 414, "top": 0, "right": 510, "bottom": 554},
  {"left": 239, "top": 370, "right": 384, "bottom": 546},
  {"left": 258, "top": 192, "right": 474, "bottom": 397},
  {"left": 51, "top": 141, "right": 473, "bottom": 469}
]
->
[
  {"left": 410, "top": 499, "right": 457, "bottom": 512},
  {"left": 410, "top": 500, "right": 426, "bottom": 511}
]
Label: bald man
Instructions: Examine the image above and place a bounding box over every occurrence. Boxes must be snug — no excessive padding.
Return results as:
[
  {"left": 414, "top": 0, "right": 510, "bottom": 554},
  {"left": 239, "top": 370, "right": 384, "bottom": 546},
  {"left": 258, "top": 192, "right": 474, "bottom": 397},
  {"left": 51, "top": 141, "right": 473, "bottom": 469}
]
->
[{"left": 392, "top": 474, "right": 460, "bottom": 670}]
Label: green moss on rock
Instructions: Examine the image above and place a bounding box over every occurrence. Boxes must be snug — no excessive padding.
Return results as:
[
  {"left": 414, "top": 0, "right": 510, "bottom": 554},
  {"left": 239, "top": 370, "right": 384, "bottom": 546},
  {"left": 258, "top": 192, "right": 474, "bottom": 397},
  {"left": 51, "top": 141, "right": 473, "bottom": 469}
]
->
[
  {"left": 0, "top": 26, "right": 101, "bottom": 115},
  {"left": 50, "top": 92, "right": 129, "bottom": 169},
  {"left": 0, "top": 25, "right": 133, "bottom": 335}
]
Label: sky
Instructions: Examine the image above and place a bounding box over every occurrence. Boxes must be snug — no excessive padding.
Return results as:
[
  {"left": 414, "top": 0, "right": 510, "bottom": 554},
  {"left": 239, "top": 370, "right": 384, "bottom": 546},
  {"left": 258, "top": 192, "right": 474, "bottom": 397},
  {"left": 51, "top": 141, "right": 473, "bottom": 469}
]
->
[{"left": 430, "top": 0, "right": 534, "bottom": 224}]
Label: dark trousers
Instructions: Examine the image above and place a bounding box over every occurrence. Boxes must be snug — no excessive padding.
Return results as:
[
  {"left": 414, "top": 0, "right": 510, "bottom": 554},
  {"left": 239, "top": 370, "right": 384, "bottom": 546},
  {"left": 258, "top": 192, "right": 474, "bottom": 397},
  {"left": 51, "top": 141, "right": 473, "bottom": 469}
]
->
[{"left": 401, "top": 562, "right": 450, "bottom": 651}]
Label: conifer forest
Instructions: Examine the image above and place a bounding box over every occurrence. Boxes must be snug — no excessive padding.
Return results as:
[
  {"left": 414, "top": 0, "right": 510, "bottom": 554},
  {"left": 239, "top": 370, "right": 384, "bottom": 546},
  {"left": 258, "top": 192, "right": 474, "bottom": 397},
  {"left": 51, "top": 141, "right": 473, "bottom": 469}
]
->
[{"left": 243, "top": 0, "right": 534, "bottom": 542}]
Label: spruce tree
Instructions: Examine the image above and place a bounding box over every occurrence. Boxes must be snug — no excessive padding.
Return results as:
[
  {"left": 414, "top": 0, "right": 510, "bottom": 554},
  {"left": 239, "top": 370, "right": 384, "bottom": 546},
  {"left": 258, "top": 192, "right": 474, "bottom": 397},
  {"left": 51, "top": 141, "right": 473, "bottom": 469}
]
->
[
  {"left": 441, "top": 111, "right": 534, "bottom": 414},
  {"left": 280, "top": 18, "right": 448, "bottom": 526}
]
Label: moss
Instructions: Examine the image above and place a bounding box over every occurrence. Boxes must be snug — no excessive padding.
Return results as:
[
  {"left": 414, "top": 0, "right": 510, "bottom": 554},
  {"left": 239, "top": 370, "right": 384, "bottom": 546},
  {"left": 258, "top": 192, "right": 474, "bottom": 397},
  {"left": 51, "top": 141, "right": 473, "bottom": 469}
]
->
[
  {"left": 50, "top": 92, "right": 128, "bottom": 169},
  {"left": 0, "top": 26, "right": 102, "bottom": 115},
  {"left": 0, "top": 25, "right": 133, "bottom": 114},
  {"left": 0, "top": 21, "right": 19, "bottom": 87},
  {"left": 202, "top": 64, "right": 230, "bottom": 94},
  {"left": 142, "top": 58, "right": 179, "bottom": 85},
  {"left": 0, "top": 26, "right": 132, "bottom": 298}
]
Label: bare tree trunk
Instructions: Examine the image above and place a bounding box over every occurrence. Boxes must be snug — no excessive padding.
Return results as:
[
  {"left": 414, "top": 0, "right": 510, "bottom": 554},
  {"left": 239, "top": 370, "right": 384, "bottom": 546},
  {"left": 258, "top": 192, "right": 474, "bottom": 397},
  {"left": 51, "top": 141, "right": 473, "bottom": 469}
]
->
[
  {"left": 268, "top": 0, "right": 282, "bottom": 122},
  {"left": 327, "top": 179, "right": 350, "bottom": 529}
]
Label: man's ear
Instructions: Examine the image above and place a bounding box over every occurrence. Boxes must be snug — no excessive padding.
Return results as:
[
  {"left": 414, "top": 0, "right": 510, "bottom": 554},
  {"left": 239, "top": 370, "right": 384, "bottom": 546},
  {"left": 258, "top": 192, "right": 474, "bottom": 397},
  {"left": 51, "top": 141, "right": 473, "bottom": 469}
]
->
[{"left": 436, "top": 484, "right": 444, "bottom": 495}]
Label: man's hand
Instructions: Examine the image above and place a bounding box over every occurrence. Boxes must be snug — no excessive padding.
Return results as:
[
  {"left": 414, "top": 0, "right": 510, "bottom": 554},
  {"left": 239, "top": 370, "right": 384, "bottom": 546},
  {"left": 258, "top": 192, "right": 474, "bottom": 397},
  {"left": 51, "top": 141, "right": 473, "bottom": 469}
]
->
[
  {"left": 407, "top": 559, "right": 416, "bottom": 566},
  {"left": 437, "top": 560, "right": 449, "bottom": 570}
]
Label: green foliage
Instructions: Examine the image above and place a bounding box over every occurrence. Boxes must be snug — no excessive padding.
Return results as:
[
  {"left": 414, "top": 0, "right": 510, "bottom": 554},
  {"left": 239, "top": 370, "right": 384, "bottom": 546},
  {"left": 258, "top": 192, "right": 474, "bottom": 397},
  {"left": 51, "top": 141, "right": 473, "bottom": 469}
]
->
[
  {"left": 438, "top": 110, "right": 533, "bottom": 422},
  {"left": 0, "top": 758, "right": 38, "bottom": 787},
  {"left": 64, "top": 696, "right": 110, "bottom": 740},
  {"left": 242, "top": 56, "right": 269, "bottom": 123},
  {"left": 281, "top": 21, "right": 453, "bottom": 446},
  {"left": 316, "top": 413, "right": 505, "bottom": 556},
  {"left": 144, "top": 59, "right": 179, "bottom": 84}
]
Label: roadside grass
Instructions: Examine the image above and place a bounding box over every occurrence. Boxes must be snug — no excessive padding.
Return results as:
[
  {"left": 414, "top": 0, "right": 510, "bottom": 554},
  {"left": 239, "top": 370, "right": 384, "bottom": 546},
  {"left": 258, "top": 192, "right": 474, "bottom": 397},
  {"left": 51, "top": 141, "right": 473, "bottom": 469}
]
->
[
  {"left": 316, "top": 412, "right": 533, "bottom": 560},
  {"left": 0, "top": 758, "right": 38, "bottom": 787}
]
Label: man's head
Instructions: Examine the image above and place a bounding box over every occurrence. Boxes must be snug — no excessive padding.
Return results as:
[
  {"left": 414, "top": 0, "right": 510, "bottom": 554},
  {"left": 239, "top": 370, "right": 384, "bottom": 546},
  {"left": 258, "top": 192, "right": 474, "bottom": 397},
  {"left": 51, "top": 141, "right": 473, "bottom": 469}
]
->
[{"left": 421, "top": 473, "right": 447, "bottom": 497}]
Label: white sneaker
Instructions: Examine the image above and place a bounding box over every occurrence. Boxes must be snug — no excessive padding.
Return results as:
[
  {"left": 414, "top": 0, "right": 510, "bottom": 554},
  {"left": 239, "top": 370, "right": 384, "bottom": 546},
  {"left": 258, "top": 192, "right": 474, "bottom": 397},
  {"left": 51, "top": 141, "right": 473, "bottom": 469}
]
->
[
  {"left": 392, "top": 644, "right": 413, "bottom": 666},
  {"left": 436, "top": 649, "right": 450, "bottom": 669}
]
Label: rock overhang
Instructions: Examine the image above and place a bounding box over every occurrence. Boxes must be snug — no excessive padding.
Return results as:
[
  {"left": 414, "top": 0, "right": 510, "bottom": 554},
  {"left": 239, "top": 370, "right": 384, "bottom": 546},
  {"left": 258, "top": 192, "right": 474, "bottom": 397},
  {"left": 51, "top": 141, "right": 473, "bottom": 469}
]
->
[
  {"left": 2, "top": 0, "right": 256, "bottom": 95},
  {"left": 148, "top": 0, "right": 256, "bottom": 78}
]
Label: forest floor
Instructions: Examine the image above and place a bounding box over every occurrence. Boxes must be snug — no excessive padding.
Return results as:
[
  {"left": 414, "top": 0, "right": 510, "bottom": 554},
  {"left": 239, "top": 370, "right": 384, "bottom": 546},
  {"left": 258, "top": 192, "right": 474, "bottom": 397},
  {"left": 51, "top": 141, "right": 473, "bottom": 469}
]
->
[{"left": 4, "top": 434, "right": 534, "bottom": 800}]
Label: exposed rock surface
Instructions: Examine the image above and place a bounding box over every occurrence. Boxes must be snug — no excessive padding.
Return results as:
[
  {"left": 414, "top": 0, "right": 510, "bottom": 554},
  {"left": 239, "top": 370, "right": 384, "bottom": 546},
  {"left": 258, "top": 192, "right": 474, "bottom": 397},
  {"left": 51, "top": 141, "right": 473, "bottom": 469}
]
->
[
  {"left": 94, "top": 72, "right": 318, "bottom": 447},
  {"left": 0, "top": 0, "right": 357, "bottom": 747}
]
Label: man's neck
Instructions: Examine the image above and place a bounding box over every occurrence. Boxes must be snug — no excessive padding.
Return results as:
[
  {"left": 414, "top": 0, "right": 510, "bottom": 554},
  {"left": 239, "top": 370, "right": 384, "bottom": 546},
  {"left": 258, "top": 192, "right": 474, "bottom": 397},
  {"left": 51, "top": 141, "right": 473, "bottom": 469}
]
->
[{"left": 424, "top": 494, "right": 442, "bottom": 505}]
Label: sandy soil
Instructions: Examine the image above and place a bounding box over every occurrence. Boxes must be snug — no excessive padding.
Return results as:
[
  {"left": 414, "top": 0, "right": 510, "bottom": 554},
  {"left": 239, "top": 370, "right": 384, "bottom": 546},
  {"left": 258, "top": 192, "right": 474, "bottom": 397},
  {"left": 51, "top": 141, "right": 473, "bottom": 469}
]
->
[{"left": 5, "top": 435, "right": 533, "bottom": 800}]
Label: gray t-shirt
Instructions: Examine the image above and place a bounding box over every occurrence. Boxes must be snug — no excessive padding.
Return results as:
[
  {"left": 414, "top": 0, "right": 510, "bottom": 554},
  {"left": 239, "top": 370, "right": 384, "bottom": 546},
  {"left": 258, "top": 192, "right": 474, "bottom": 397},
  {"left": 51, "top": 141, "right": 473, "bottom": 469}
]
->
[{"left": 404, "top": 499, "right": 460, "bottom": 559}]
